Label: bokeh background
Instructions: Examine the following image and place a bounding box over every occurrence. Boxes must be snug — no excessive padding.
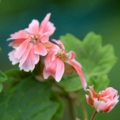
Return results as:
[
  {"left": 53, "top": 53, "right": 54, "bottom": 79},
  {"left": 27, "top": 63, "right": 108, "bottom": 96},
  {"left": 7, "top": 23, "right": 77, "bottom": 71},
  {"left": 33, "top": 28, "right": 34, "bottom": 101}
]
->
[{"left": 0, "top": 0, "right": 120, "bottom": 119}]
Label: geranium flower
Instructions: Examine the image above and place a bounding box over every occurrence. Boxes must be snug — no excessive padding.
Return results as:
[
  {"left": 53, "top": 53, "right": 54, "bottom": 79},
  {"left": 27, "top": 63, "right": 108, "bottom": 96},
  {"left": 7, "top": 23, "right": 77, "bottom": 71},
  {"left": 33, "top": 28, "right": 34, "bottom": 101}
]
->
[
  {"left": 8, "top": 13, "right": 55, "bottom": 71},
  {"left": 43, "top": 40, "right": 87, "bottom": 90}
]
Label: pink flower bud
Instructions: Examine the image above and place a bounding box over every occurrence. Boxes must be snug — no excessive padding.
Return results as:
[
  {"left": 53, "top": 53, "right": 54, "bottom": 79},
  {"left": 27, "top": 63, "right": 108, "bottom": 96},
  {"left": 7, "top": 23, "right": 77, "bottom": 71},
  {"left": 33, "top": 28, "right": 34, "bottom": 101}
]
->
[{"left": 86, "top": 87, "right": 119, "bottom": 112}]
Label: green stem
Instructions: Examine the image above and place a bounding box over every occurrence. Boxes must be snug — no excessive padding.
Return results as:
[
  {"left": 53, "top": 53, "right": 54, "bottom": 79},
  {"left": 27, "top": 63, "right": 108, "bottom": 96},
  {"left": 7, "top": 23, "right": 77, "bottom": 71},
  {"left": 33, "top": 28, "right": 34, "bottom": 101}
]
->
[
  {"left": 79, "top": 98, "right": 88, "bottom": 120},
  {"left": 67, "top": 94, "right": 76, "bottom": 120},
  {"left": 77, "top": 91, "right": 88, "bottom": 120},
  {"left": 53, "top": 82, "right": 76, "bottom": 120},
  {"left": 90, "top": 111, "right": 97, "bottom": 120}
]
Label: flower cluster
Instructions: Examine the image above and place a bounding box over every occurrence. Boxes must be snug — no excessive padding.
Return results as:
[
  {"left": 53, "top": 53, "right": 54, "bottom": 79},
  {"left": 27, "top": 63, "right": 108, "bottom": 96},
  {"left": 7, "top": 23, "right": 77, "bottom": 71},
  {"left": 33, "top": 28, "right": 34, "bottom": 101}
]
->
[
  {"left": 8, "top": 13, "right": 87, "bottom": 90},
  {"left": 8, "top": 13, "right": 119, "bottom": 116}
]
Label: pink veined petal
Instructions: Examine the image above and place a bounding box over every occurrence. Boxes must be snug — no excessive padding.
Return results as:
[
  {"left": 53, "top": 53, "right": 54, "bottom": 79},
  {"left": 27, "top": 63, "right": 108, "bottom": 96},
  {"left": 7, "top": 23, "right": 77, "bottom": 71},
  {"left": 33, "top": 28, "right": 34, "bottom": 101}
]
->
[
  {"left": 40, "top": 22, "right": 55, "bottom": 43},
  {"left": 34, "top": 43, "right": 47, "bottom": 56},
  {"left": 94, "top": 99, "right": 107, "bottom": 112},
  {"left": 43, "top": 41, "right": 57, "bottom": 52},
  {"left": 105, "top": 87, "right": 118, "bottom": 96},
  {"left": 55, "top": 58, "right": 65, "bottom": 82},
  {"left": 39, "top": 32, "right": 49, "bottom": 43},
  {"left": 100, "top": 87, "right": 118, "bottom": 100},
  {"left": 39, "top": 13, "right": 56, "bottom": 43},
  {"left": 44, "top": 50, "right": 58, "bottom": 67},
  {"left": 40, "top": 13, "right": 51, "bottom": 33},
  {"left": 8, "top": 50, "right": 19, "bottom": 65},
  {"left": 19, "top": 43, "right": 33, "bottom": 65},
  {"left": 88, "top": 87, "right": 99, "bottom": 104},
  {"left": 43, "top": 68, "right": 51, "bottom": 79},
  {"left": 102, "top": 95, "right": 119, "bottom": 113},
  {"left": 43, "top": 59, "right": 58, "bottom": 80},
  {"left": 68, "top": 59, "right": 87, "bottom": 90},
  {"left": 85, "top": 95, "right": 93, "bottom": 107},
  {"left": 9, "top": 39, "right": 25, "bottom": 47},
  {"left": 39, "top": 13, "right": 55, "bottom": 43},
  {"left": 52, "top": 39, "right": 65, "bottom": 50},
  {"left": 8, "top": 30, "right": 27, "bottom": 40},
  {"left": 15, "top": 40, "right": 29, "bottom": 60},
  {"left": 47, "top": 21, "right": 56, "bottom": 35},
  {"left": 8, "top": 40, "right": 29, "bottom": 66},
  {"left": 19, "top": 48, "right": 39, "bottom": 72},
  {"left": 67, "top": 51, "right": 76, "bottom": 60},
  {"left": 86, "top": 95, "right": 90, "bottom": 104},
  {"left": 26, "top": 19, "right": 40, "bottom": 34},
  {"left": 45, "top": 41, "right": 59, "bottom": 52}
]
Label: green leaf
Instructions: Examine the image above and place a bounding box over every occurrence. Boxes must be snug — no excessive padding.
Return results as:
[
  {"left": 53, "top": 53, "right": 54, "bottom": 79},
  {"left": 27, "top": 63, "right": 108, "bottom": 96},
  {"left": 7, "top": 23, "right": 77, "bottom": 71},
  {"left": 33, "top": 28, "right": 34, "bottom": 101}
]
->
[
  {"left": 0, "top": 71, "right": 7, "bottom": 82},
  {"left": 0, "top": 71, "right": 7, "bottom": 92},
  {"left": 52, "top": 95, "right": 64, "bottom": 120},
  {"left": 0, "top": 84, "right": 3, "bottom": 92},
  {"left": 60, "top": 32, "right": 117, "bottom": 77},
  {"left": 60, "top": 32, "right": 116, "bottom": 91},
  {"left": 88, "top": 75, "right": 109, "bottom": 92},
  {"left": 81, "top": 32, "right": 116, "bottom": 77},
  {"left": 60, "top": 33, "right": 82, "bottom": 60},
  {"left": 0, "top": 77, "right": 62, "bottom": 120},
  {"left": 59, "top": 74, "right": 82, "bottom": 92},
  {"left": 4, "top": 69, "right": 30, "bottom": 91},
  {"left": 61, "top": 32, "right": 116, "bottom": 77},
  {"left": 5, "top": 69, "right": 30, "bottom": 82}
]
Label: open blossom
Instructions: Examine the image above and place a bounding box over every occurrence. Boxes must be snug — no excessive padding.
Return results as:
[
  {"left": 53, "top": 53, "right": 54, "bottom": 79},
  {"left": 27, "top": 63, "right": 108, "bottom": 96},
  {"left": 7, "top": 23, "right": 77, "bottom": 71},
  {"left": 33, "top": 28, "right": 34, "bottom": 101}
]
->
[
  {"left": 8, "top": 13, "right": 55, "bottom": 72},
  {"left": 86, "top": 87, "right": 119, "bottom": 112},
  {"left": 43, "top": 40, "right": 87, "bottom": 90}
]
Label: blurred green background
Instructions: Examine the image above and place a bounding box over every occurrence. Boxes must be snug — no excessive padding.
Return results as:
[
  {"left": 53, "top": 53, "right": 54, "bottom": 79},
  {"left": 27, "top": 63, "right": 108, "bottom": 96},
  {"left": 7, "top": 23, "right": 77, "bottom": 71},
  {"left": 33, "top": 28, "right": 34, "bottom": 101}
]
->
[{"left": 0, "top": 0, "right": 120, "bottom": 119}]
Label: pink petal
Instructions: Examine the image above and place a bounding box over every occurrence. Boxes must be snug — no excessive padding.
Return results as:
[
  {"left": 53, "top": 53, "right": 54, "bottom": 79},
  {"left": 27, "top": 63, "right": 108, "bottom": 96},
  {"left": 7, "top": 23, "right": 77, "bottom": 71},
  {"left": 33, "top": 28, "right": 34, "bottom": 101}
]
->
[
  {"left": 26, "top": 19, "right": 39, "bottom": 34},
  {"left": 19, "top": 43, "right": 33, "bottom": 65},
  {"left": 34, "top": 43, "right": 47, "bottom": 56},
  {"left": 19, "top": 49, "right": 39, "bottom": 72},
  {"left": 8, "top": 30, "right": 27, "bottom": 40},
  {"left": 8, "top": 50, "right": 19, "bottom": 65},
  {"left": 68, "top": 59, "right": 87, "bottom": 90},
  {"left": 15, "top": 40, "right": 29, "bottom": 60},
  {"left": 39, "top": 33, "right": 49, "bottom": 43},
  {"left": 52, "top": 39, "right": 65, "bottom": 50},
  {"left": 43, "top": 68, "right": 51, "bottom": 79},
  {"left": 40, "top": 13, "right": 51, "bottom": 32},
  {"left": 86, "top": 95, "right": 93, "bottom": 107},
  {"left": 44, "top": 50, "right": 58, "bottom": 67},
  {"left": 94, "top": 99, "right": 106, "bottom": 112},
  {"left": 8, "top": 40, "right": 30, "bottom": 66},
  {"left": 68, "top": 51, "right": 76, "bottom": 60},
  {"left": 45, "top": 41, "right": 59, "bottom": 52},
  {"left": 43, "top": 56, "right": 64, "bottom": 81},
  {"left": 47, "top": 21, "right": 56, "bottom": 35},
  {"left": 43, "top": 59, "right": 58, "bottom": 80},
  {"left": 9, "top": 39, "right": 25, "bottom": 47},
  {"left": 105, "top": 99, "right": 119, "bottom": 112},
  {"left": 55, "top": 58, "right": 65, "bottom": 82},
  {"left": 39, "top": 13, "right": 55, "bottom": 43}
]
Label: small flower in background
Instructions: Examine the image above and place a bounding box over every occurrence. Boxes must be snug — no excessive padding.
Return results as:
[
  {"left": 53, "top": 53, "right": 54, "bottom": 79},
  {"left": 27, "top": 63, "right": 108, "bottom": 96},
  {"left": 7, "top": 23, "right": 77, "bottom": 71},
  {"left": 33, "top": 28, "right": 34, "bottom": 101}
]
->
[
  {"left": 43, "top": 40, "right": 87, "bottom": 90},
  {"left": 8, "top": 13, "right": 55, "bottom": 72},
  {"left": 86, "top": 86, "right": 119, "bottom": 113}
]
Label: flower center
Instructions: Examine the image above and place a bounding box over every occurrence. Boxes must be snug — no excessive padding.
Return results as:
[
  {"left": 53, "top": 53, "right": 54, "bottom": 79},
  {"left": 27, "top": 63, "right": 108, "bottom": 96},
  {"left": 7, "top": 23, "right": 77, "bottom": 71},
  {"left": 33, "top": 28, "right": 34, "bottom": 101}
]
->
[
  {"left": 30, "top": 35, "right": 39, "bottom": 44},
  {"left": 56, "top": 52, "right": 68, "bottom": 62}
]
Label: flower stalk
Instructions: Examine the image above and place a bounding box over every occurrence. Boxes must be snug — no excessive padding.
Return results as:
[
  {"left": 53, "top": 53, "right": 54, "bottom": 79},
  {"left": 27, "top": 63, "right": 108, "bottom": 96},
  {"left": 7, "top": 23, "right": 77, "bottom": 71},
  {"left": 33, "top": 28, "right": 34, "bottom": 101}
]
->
[{"left": 90, "top": 111, "right": 97, "bottom": 120}]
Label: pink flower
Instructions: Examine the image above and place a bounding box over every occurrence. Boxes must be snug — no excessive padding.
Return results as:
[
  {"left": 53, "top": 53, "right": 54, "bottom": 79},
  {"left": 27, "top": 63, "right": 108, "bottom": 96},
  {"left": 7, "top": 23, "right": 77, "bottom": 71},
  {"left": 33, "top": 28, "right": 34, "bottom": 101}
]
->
[
  {"left": 43, "top": 40, "right": 87, "bottom": 90},
  {"left": 86, "top": 87, "right": 119, "bottom": 112},
  {"left": 8, "top": 13, "right": 55, "bottom": 72}
]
